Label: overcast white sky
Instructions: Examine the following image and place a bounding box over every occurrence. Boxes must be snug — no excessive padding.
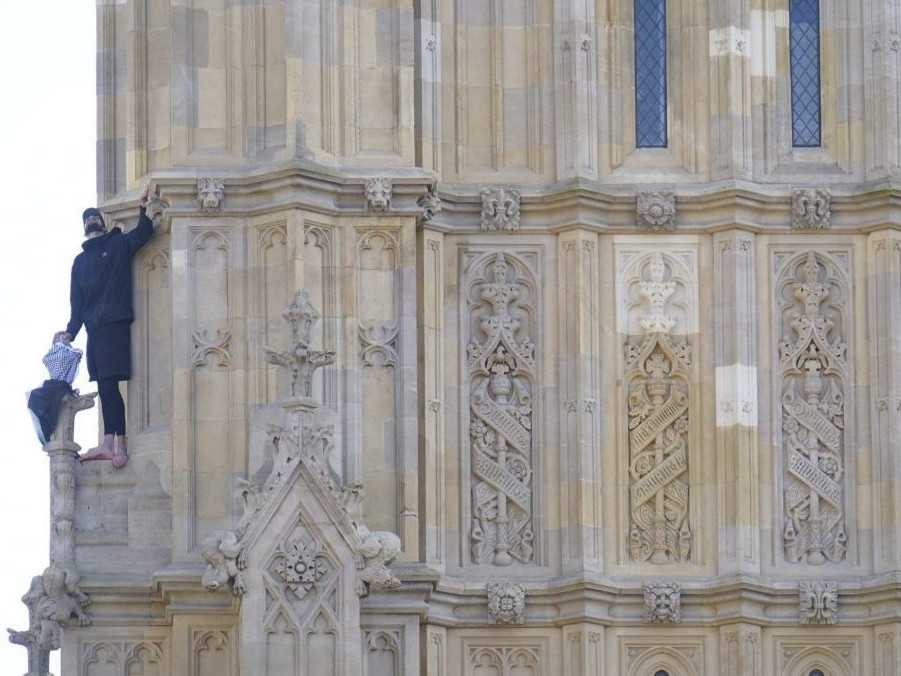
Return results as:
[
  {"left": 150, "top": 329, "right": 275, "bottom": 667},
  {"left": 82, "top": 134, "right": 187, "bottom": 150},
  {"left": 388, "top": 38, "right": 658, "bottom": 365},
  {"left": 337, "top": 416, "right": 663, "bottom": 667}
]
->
[{"left": 0, "top": 1, "right": 97, "bottom": 671}]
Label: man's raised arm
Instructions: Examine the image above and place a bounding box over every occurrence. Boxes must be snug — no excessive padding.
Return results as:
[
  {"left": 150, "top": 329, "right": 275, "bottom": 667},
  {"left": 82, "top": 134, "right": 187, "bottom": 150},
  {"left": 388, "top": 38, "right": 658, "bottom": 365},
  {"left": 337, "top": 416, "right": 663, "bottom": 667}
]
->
[{"left": 125, "top": 183, "right": 159, "bottom": 254}]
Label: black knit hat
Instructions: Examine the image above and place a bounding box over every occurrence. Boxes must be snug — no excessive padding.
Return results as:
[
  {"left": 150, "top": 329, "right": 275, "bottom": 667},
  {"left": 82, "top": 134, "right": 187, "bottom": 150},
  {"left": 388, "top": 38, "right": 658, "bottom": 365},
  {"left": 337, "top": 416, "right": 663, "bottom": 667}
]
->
[{"left": 81, "top": 207, "right": 105, "bottom": 227}]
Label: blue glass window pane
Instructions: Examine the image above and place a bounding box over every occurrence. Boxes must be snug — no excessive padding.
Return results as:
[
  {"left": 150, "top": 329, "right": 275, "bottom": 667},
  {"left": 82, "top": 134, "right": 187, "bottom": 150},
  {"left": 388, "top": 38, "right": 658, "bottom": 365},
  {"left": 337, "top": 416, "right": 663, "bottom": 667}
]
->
[
  {"left": 634, "top": 0, "right": 667, "bottom": 148},
  {"left": 790, "top": 0, "right": 822, "bottom": 147}
]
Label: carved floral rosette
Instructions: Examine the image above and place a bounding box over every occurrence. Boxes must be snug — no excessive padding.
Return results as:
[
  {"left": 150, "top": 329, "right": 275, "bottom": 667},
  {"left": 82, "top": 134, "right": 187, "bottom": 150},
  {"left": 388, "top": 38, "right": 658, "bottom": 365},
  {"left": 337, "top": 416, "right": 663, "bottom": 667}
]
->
[
  {"left": 777, "top": 251, "right": 849, "bottom": 565},
  {"left": 466, "top": 252, "right": 537, "bottom": 566},
  {"left": 623, "top": 252, "right": 693, "bottom": 564}
]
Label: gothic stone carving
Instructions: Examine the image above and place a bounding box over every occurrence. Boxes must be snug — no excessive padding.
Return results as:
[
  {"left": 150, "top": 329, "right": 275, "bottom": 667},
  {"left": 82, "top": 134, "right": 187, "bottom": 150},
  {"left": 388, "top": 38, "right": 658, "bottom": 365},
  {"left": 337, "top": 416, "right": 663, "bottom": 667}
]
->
[
  {"left": 365, "top": 177, "right": 392, "bottom": 212},
  {"left": 799, "top": 581, "right": 839, "bottom": 624},
  {"left": 778, "top": 252, "right": 848, "bottom": 564},
  {"left": 192, "top": 328, "right": 232, "bottom": 367},
  {"left": 486, "top": 582, "right": 526, "bottom": 624},
  {"left": 265, "top": 290, "right": 336, "bottom": 399},
  {"left": 201, "top": 530, "right": 246, "bottom": 595},
  {"left": 637, "top": 192, "right": 677, "bottom": 231},
  {"left": 791, "top": 188, "right": 831, "bottom": 230},
  {"left": 7, "top": 564, "right": 91, "bottom": 673},
  {"left": 625, "top": 252, "right": 692, "bottom": 563},
  {"left": 643, "top": 582, "right": 681, "bottom": 624},
  {"left": 469, "top": 647, "right": 541, "bottom": 675},
  {"left": 467, "top": 253, "right": 536, "bottom": 566},
  {"left": 418, "top": 185, "right": 442, "bottom": 222},
  {"left": 356, "top": 524, "right": 402, "bottom": 595},
  {"left": 480, "top": 187, "right": 521, "bottom": 231},
  {"left": 273, "top": 536, "right": 330, "bottom": 598},
  {"left": 359, "top": 321, "right": 399, "bottom": 367},
  {"left": 197, "top": 177, "right": 225, "bottom": 212}
]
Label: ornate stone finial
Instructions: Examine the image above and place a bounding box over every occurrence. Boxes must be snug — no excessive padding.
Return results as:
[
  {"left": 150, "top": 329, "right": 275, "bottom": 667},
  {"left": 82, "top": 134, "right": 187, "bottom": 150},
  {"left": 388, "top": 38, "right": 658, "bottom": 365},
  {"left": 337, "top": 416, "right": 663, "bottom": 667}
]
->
[
  {"left": 356, "top": 524, "right": 402, "bottom": 596},
  {"left": 197, "top": 177, "right": 225, "bottom": 212},
  {"left": 643, "top": 582, "right": 681, "bottom": 623},
  {"left": 417, "top": 185, "right": 443, "bottom": 222},
  {"left": 200, "top": 530, "right": 246, "bottom": 596},
  {"left": 265, "top": 290, "right": 336, "bottom": 401},
  {"left": 791, "top": 188, "right": 831, "bottom": 230},
  {"left": 7, "top": 563, "right": 91, "bottom": 674},
  {"left": 799, "top": 581, "right": 838, "bottom": 624},
  {"left": 480, "top": 187, "right": 521, "bottom": 231},
  {"left": 637, "top": 191, "right": 677, "bottom": 231},
  {"left": 365, "top": 177, "right": 392, "bottom": 212},
  {"left": 486, "top": 582, "right": 526, "bottom": 624}
]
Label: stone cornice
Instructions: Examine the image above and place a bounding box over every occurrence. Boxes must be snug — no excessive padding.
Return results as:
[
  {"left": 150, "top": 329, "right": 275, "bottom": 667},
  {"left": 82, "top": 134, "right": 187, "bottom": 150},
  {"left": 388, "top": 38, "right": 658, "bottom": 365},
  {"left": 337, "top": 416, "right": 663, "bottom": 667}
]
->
[
  {"left": 97, "top": 165, "right": 901, "bottom": 234},
  {"left": 371, "top": 571, "right": 901, "bottom": 628},
  {"left": 77, "top": 568, "right": 901, "bottom": 628}
]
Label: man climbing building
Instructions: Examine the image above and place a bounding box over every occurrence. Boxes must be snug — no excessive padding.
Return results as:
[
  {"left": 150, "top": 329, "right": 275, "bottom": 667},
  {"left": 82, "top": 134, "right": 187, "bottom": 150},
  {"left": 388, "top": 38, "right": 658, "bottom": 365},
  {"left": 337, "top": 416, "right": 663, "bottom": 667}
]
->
[{"left": 53, "top": 183, "right": 159, "bottom": 468}]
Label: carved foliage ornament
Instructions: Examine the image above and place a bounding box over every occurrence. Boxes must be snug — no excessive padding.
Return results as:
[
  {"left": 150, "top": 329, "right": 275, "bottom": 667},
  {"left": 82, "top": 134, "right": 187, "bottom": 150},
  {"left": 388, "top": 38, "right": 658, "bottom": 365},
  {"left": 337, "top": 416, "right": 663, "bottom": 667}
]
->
[
  {"left": 365, "top": 177, "right": 392, "bottom": 212},
  {"left": 625, "top": 252, "right": 692, "bottom": 564},
  {"left": 643, "top": 582, "right": 681, "bottom": 624},
  {"left": 273, "top": 537, "right": 330, "bottom": 598},
  {"left": 480, "top": 187, "right": 521, "bottom": 231},
  {"left": 778, "top": 252, "right": 848, "bottom": 565},
  {"left": 791, "top": 188, "right": 831, "bottom": 230},
  {"left": 197, "top": 177, "right": 225, "bottom": 212},
  {"left": 637, "top": 192, "right": 677, "bottom": 231},
  {"left": 467, "top": 253, "right": 537, "bottom": 566},
  {"left": 486, "top": 582, "right": 526, "bottom": 624},
  {"left": 799, "top": 581, "right": 838, "bottom": 624}
]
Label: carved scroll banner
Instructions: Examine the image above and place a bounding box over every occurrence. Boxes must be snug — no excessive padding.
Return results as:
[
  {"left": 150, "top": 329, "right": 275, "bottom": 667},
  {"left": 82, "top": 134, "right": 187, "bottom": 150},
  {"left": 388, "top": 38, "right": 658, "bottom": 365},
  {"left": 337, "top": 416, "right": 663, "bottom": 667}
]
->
[
  {"left": 623, "top": 252, "right": 693, "bottom": 564},
  {"left": 778, "top": 251, "right": 849, "bottom": 565},
  {"left": 467, "top": 253, "right": 537, "bottom": 566}
]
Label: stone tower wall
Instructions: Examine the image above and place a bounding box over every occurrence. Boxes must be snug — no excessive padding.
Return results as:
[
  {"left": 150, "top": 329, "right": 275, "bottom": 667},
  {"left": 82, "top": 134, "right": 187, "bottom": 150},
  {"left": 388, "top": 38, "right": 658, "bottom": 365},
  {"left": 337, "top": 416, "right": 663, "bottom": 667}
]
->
[{"left": 49, "top": 0, "right": 901, "bottom": 674}]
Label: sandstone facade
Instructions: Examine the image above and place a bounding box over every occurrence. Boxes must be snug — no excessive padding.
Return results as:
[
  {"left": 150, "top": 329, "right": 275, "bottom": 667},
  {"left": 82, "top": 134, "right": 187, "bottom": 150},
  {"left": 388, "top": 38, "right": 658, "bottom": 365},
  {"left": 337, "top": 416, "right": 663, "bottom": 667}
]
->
[{"left": 14, "top": 0, "right": 901, "bottom": 674}]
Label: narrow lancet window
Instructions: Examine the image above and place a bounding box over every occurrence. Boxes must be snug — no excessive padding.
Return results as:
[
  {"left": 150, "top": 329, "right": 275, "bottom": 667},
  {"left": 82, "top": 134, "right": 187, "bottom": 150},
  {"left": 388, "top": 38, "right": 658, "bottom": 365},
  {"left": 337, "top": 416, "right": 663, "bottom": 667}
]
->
[
  {"left": 790, "top": 0, "right": 822, "bottom": 147},
  {"left": 634, "top": 0, "right": 667, "bottom": 148}
]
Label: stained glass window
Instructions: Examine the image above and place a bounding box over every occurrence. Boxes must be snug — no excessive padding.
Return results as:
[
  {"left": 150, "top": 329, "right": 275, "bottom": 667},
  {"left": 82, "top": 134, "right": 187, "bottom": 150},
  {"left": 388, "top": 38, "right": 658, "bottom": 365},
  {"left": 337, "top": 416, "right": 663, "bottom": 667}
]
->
[
  {"left": 790, "top": 0, "right": 822, "bottom": 147},
  {"left": 654, "top": 671, "right": 670, "bottom": 676},
  {"left": 809, "top": 671, "right": 826, "bottom": 676},
  {"left": 634, "top": 0, "right": 667, "bottom": 148}
]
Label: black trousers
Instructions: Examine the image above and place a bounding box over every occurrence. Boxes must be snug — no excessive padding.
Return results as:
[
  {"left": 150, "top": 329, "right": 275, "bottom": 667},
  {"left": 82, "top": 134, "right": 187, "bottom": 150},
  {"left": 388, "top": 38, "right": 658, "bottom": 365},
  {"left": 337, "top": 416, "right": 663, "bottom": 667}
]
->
[{"left": 98, "top": 378, "right": 126, "bottom": 435}]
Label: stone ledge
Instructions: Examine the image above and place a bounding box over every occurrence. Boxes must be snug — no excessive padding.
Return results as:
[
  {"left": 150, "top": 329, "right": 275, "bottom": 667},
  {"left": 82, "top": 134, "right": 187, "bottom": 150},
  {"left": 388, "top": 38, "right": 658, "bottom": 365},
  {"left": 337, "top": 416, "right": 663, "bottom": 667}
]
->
[{"left": 95, "top": 164, "right": 901, "bottom": 233}]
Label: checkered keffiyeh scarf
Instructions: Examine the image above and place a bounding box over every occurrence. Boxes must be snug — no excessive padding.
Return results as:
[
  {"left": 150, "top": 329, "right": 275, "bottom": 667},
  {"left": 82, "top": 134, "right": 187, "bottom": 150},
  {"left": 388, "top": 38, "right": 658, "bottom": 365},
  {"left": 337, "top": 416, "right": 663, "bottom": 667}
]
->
[{"left": 43, "top": 342, "right": 82, "bottom": 384}]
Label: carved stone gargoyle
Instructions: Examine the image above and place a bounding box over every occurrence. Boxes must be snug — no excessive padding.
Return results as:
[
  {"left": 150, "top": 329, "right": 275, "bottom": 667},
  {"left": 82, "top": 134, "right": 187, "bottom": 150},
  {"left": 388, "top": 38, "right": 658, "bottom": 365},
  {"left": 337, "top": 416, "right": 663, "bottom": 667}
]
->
[{"left": 7, "top": 564, "right": 91, "bottom": 676}]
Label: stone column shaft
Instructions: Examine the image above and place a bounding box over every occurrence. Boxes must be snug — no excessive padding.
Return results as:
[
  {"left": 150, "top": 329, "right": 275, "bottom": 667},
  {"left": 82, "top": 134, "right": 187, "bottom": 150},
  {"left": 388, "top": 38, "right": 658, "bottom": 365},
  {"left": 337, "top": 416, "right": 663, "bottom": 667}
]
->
[
  {"left": 868, "top": 230, "right": 901, "bottom": 571},
  {"left": 709, "top": 0, "right": 753, "bottom": 180},
  {"left": 876, "top": 623, "right": 901, "bottom": 676},
  {"left": 714, "top": 230, "right": 760, "bottom": 574},
  {"left": 563, "top": 623, "right": 604, "bottom": 676},
  {"left": 554, "top": 0, "right": 598, "bottom": 180},
  {"left": 419, "top": 228, "right": 446, "bottom": 567},
  {"left": 719, "top": 623, "right": 762, "bottom": 676},
  {"left": 558, "top": 231, "right": 603, "bottom": 574}
]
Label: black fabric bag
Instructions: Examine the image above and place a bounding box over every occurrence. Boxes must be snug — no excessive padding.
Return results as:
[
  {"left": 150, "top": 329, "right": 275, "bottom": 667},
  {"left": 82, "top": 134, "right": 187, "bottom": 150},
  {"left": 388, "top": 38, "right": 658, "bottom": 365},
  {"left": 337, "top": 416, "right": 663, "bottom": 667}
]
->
[{"left": 27, "top": 379, "right": 74, "bottom": 444}]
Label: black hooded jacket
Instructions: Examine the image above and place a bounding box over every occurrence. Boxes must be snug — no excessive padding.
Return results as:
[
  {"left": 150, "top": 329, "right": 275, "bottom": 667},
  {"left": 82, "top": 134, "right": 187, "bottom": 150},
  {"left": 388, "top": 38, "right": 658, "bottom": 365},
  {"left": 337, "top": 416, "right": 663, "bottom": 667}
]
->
[{"left": 66, "top": 207, "right": 154, "bottom": 338}]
